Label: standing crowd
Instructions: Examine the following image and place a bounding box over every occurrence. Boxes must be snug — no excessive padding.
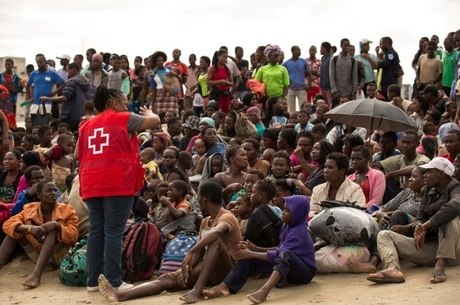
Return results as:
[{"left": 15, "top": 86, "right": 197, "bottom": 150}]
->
[{"left": 0, "top": 29, "right": 459, "bottom": 304}]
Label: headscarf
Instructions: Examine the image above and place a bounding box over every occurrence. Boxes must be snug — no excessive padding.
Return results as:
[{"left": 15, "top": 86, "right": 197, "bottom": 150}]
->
[
  {"left": 200, "top": 117, "right": 215, "bottom": 128},
  {"left": 439, "top": 122, "right": 460, "bottom": 142},
  {"left": 264, "top": 44, "right": 281, "bottom": 59},
  {"left": 153, "top": 131, "right": 171, "bottom": 147},
  {"left": 247, "top": 106, "right": 261, "bottom": 118}
]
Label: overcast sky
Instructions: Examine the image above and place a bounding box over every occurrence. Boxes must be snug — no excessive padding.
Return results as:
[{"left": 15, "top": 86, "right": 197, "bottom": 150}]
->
[{"left": 1, "top": 0, "right": 459, "bottom": 82}]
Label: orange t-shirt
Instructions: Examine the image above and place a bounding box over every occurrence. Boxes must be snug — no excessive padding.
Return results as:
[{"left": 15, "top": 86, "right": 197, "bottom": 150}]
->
[{"left": 174, "top": 198, "right": 191, "bottom": 214}]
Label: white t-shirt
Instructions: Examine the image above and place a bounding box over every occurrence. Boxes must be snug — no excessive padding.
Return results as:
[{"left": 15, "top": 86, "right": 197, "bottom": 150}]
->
[{"left": 193, "top": 93, "right": 203, "bottom": 107}]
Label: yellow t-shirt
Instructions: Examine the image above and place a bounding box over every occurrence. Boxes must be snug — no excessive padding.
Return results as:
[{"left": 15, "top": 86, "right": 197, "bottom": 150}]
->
[{"left": 143, "top": 160, "right": 163, "bottom": 182}]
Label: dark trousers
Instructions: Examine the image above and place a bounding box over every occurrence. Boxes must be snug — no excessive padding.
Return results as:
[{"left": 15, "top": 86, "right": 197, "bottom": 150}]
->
[{"left": 224, "top": 250, "right": 316, "bottom": 293}]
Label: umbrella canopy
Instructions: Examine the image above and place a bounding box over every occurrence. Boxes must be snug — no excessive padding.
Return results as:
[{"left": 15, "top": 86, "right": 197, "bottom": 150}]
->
[{"left": 324, "top": 99, "right": 417, "bottom": 132}]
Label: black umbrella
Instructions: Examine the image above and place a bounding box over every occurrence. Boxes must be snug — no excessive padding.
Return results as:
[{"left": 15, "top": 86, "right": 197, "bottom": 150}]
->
[{"left": 324, "top": 98, "right": 417, "bottom": 132}]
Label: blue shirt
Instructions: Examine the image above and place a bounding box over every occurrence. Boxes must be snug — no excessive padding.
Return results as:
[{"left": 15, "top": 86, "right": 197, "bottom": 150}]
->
[
  {"left": 320, "top": 55, "right": 332, "bottom": 89},
  {"left": 207, "top": 142, "right": 227, "bottom": 157},
  {"left": 282, "top": 58, "right": 309, "bottom": 90},
  {"left": 149, "top": 67, "right": 171, "bottom": 89},
  {"left": 270, "top": 116, "right": 288, "bottom": 128},
  {"left": 295, "top": 122, "right": 314, "bottom": 133},
  {"left": 27, "top": 69, "right": 64, "bottom": 105},
  {"left": 377, "top": 48, "right": 400, "bottom": 87}
]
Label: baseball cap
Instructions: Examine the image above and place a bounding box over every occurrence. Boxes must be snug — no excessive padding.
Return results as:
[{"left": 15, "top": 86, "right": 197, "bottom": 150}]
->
[
  {"left": 359, "top": 38, "right": 373, "bottom": 45},
  {"left": 200, "top": 117, "right": 215, "bottom": 128},
  {"left": 182, "top": 115, "right": 200, "bottom": 131},
  {"left": 57, "top": 54, "right": 71, "bottom": 61},
  {"left": 420, "top": 157, "right": 454, "bottom": 176}
]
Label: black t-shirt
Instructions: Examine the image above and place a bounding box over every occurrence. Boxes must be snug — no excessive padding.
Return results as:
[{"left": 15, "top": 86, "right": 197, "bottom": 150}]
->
[
  {"left": 245, "top": 204, "right": 281, "bottom": 247},
  {"left": 235, "top": 59, "right": 249, "bottom": 70}
]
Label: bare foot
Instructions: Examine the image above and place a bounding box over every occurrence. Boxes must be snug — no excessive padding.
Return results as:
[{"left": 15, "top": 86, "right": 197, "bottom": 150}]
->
[
  {"left": 98, "top": 274, "right": 119, "bottom": 302},
  {"left": 247, "top": 287, "right": 270, "bottom": 304},
  {"left": 22, "top": 274, "right": 41, "bottom": 289},
  {"left": 348, "top": 262, "right": 377, "bottom": 273},
  {"left": 180, "top": 288, "right": 204, "bottom": 304},
  {"left": 203, "top": 283, "right": 230, "bottom": 298}
]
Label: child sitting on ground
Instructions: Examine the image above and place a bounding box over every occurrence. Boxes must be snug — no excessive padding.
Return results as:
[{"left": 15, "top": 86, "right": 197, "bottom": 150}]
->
[
  {"left": 59, "top": 173, "right": 77, "bottom": 203},
  {"left": 80, "top": 102, "right": 96, "bottom": 126},
  {"left": 246, "top": 179, "right": 281, "bottom": 248},
  {"left": 289, "top": 111, "right": 299, "bottom": 125},
  {"left": 203, "top": 195, "right": 316, "bottom": 304},
  {"left": 178, "top": 151, "right": 194, "bottom": 177},
  {"left": 159, "top": 180, "right": 191, "bottom": 222},
  {"left": 192, "top": 139, "right": 207, "bottom": 173},
  {"left": 225, "top": 170, "right": 264, "bottom": 206},
  {"left": 295, "top": 110, "right": 314, "bottom": 133},
  {"left": 45, "top": 133, "right": 74, "bottom": 192},
  {"left": 51, "top": 123, "right": 71, "bottom": 145},
  {"left": 140, "top": 147, "right": 162, "bottom": 182},
  {"left": 272, "top": 178, "right": 311, "bottom": 210},
  {"left": 416, "top": 121, "right": 437, "bottom": 159},
  {"left": 142, "top": 179, "right": 160, "bottom": 216},
  {"left": 150, "top": 182, "right": 170, "bottom": 228},
  {"left": 199, "top": 153, "right": 226, "bottom": 180},
  {"left": 232, "top": 195, "right": 253, "bottom": 239}
]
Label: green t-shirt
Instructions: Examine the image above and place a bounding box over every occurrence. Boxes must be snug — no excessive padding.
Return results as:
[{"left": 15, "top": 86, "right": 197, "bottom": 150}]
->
[
  {"left": 255, "top": 64, "right": 290, "bottom": 97},
  {"left": 442, "top": 50, "right": 459, "bottom": 87}
]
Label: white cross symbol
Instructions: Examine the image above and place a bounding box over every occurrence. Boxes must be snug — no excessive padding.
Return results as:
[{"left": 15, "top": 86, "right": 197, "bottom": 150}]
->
[{"left": 88, "top": 128, "right": 109, "bottom": 155}]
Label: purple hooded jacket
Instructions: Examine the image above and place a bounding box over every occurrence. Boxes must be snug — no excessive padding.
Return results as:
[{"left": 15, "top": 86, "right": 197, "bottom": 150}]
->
[{"left": 266, "top": 195, "right": 316, "bottom": 271}]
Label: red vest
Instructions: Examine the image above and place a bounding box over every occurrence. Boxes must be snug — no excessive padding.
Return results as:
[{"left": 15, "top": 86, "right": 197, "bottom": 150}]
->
[{"left": 78, "top": 109, "right": 143, "bottom": 199}]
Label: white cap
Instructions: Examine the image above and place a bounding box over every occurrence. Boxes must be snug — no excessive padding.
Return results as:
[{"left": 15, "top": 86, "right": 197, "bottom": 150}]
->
[
  {"left": 420, "top": 157, "right": 454, "bottom": 176},
  {"left": 56, "top": 54, "right": 71, "bottom": 61},
  {"left": 360, "top": 38, "right": 373, "bottom": 45}
]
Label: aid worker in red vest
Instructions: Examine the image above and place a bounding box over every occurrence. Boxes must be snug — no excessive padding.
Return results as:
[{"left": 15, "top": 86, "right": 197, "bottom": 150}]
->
[{"left": 78, "top": 86, "right": 160, "bottom": 291}]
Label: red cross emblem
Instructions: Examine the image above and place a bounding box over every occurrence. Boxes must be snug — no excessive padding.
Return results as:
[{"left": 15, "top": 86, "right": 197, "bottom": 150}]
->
[{"left": 88, "top": 128, "right": 110, "bottom": 155}]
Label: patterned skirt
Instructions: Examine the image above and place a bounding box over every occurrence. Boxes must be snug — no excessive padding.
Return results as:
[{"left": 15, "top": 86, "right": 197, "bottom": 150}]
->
[{"left": 153, "top": 88, "right": 179, "bottom": 116}]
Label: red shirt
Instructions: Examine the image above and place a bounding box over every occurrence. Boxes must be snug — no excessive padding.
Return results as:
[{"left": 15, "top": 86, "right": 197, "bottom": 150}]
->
[
  {"left": 165, "top": 61, "right": 188, "bottom": 78},
  {"left": 4, "top": 73, "right": 12, "bottom": 89},
  {"left": 441, "top": 153, "right": 455, "bottom": 164}
]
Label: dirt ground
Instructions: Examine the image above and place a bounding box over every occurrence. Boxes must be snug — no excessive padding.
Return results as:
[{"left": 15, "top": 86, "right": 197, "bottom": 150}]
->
[{"left": 1, "top": 255, "right": 460, "bottom": 305}]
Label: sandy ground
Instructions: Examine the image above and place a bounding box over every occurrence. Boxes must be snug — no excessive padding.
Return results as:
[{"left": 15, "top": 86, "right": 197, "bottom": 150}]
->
[{"left": 1, "top": 255, "right": 460, "bottom": 305}]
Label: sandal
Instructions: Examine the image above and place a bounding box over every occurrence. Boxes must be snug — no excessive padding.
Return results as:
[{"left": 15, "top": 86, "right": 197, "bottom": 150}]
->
[
  {"left": 367, "top": 271, "right": 405, "bottom": 284},
  {"left": 430, "top": 272, "right": 447, "bottom": 284}
]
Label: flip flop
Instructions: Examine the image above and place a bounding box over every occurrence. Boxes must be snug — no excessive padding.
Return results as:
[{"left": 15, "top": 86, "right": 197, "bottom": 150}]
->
[
  {"left": 367, "top": 271, "right": 405, "bottom": 284},
  {"left": 430, "top": 272, "right": 447, "bottom": 284}
]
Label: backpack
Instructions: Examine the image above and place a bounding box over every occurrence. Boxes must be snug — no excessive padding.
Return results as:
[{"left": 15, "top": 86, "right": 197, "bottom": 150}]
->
[
  {"left": 159, "top": 230, "right": 198, "bottom": 275},
  {"left": 122, "top": 219, "right": 166, "bottom": 282},
  {"left": 59, "top": 238, "right": 88, "bottom": 286}
]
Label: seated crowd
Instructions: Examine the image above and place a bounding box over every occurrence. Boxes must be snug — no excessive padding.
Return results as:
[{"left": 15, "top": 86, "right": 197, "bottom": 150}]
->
[{"left": 0, "top": 29, "right": 460, "bottom": 304}]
